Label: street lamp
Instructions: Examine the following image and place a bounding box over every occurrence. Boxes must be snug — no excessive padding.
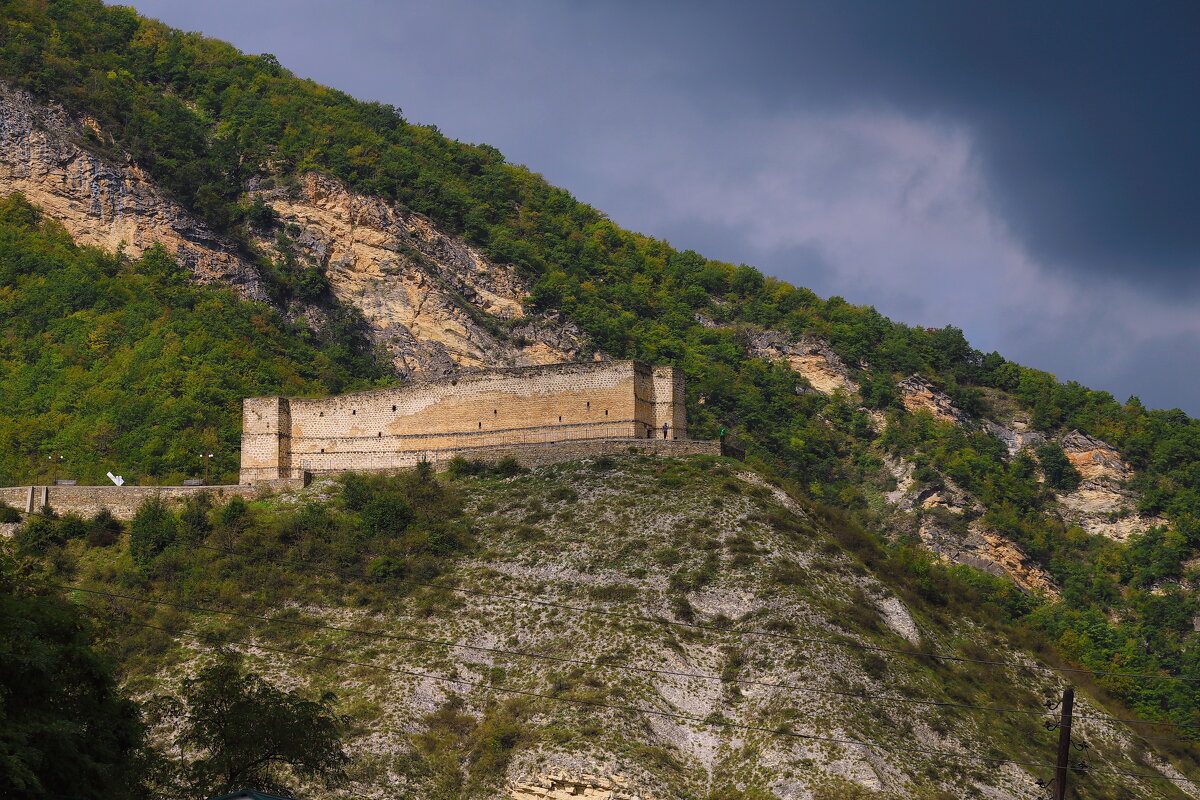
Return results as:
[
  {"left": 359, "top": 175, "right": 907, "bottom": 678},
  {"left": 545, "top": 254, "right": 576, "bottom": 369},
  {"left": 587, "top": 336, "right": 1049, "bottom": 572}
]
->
[
  {"left": 201, "top": 453, "right": 214, "bottom": 484},
  {"left": 48, "top": 453, "right": 63, "bottom": 484}
]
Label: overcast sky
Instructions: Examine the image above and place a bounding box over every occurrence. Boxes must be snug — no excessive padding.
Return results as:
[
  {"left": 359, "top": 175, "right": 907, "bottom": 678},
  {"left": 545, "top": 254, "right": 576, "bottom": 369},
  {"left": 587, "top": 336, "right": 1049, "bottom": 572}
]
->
[{"left": 128, "top": 1, "right": 1200, "bottom": 414}]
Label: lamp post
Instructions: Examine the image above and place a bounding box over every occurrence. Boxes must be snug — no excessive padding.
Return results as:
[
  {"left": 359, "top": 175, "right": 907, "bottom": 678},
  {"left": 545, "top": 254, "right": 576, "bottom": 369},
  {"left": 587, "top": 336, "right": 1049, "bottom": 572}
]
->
[
  {"left": 201, "top": 453, "right": 214, "bottom": 484},
  {"left": 48, "top": 453, "right": 63, "bottom": 484}
]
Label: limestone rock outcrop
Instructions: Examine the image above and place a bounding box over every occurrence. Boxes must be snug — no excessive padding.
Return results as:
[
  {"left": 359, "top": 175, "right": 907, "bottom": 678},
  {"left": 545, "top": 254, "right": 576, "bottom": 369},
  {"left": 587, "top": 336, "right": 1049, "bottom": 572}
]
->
[
  {"left": 1055, "top": 430, "right": 1164, "bottom": 541},
  {"left": 745, "top": 332, "right": 857, "bottom": 394},
  {"left": 509, "top": 770, "right": 654, "bottom": 800},
  {"left": 1060, "top": 430, "right": 1132, "bottom": 482},
  {"left": 0, "top": 82, "right": 588, "bottom": 379},
  {"left": 897, "top": 375, "right": 969, "bottom": 424},
  {"left": 250, "top": 172, "right": 589, "bottom": 377},
  {"left": 884, "top": 455, "right": 1058, "bottom": 597},
  {"left": 0, "top": 84, "right": 267, "bottom": 300},
  {"left": 982, "top": 418, "right": 1047, "bottom": 457}
]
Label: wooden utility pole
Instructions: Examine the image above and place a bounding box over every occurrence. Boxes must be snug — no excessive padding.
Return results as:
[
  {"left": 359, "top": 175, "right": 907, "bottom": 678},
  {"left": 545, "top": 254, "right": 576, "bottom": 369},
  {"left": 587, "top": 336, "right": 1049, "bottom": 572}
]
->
[{"left": 1053, "top": 686, "right": 1075, "bottom": 800}]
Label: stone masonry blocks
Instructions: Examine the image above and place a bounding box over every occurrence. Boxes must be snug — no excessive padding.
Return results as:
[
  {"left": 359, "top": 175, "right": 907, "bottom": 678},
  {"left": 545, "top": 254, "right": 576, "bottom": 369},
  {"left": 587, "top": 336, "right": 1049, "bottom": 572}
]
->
[{"left": 239, "top": 361, "right": 693, "bottom": 483}]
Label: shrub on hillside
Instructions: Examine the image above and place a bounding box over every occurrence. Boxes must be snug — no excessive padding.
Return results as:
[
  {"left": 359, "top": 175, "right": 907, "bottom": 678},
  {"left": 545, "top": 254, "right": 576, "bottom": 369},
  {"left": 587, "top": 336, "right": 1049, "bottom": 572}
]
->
[
  {"left": 0, "top": 501, "right": 20, "bottom": 523},
  {"left": 86, "top": 508, "right": 123, "bottom": 548},
  {"left": 128, "top": 498, "right": 180, "bottom": 568},
  {"left": 361, "top": 494, "right": 413, "bottom": 537},
  {"left": 1035, "top": 443, "right": 1083, "bottom": 492}
]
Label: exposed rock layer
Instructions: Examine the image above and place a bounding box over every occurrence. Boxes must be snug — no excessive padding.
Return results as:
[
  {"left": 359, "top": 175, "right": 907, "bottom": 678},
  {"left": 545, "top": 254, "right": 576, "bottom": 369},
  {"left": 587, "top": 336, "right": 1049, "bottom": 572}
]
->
[
  {"left": 0, "top": 83, "right": 586, "bottom": 379},
  {"left": 0, "top": 84, "right": 267, "bottom": 299},
  {"left": 746, "top": 332, "right": 857, "bottom": 394},
  {"left": 251, "top": 173, "right": 589, "bottom": 377}
]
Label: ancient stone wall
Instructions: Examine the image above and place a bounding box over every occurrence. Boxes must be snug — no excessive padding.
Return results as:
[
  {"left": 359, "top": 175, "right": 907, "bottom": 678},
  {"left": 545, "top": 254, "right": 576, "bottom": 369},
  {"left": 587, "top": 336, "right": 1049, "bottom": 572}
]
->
[
  {"left": 240, "top": 361, "right": 691, "bottom": 483},
  {"left": 0, "top": 483, "right": 280, "bottom": 520},
  {"left": 0, "top": 441, "right": 721, "bottom": 521},
  {"left": 417, "top": 437, "right": 718, "bottom": 473}
]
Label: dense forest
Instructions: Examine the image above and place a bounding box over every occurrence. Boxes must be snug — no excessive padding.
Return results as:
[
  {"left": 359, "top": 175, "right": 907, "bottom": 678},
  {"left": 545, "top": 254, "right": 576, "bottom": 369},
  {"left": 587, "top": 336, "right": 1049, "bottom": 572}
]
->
[{"left": 2, "top": 0, "right": 1200, "bottom": 754}]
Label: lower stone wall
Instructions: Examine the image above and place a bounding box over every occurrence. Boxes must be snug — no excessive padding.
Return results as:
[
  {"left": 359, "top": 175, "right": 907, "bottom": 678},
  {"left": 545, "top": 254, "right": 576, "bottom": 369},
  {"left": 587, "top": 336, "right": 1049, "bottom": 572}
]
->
[
  {"left": 0, "top": 486, "right": 32, "bottom": 511},
  {"left": 0, "top": 441, "right": 724, "bottom": 519},
  {"left": 303, "top": 437, "right": 723, "bottom": 476},
  {"left": 0, "top": 482, "right": 301, "bottom": 520}
]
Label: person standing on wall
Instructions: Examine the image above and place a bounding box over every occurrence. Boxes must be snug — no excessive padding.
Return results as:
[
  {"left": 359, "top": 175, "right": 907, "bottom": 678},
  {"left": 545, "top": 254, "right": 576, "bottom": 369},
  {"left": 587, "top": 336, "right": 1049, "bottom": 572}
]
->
[{"left": 662, "top": 422, "right": 669, "bottom": 440}]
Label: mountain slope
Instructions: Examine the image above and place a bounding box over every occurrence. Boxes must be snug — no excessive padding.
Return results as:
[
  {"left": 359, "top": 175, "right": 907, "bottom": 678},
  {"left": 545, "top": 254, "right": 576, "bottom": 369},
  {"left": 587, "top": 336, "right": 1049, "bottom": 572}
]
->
[
  {"left": 1, "top": 0, "right": 1200, "bottom": 788},
  {"left": 67, "top": 457, "right": 1200, "bottom": 799},
  {"left": 0, "top": 193, "right": 373, "bottom": 483}
]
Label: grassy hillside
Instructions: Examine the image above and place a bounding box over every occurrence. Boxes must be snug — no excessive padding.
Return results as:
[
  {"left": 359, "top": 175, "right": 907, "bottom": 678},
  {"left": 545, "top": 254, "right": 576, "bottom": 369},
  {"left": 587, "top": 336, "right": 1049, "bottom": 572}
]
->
[{"left": 25, "top": 455, "right": 1199, "bottom": 799}]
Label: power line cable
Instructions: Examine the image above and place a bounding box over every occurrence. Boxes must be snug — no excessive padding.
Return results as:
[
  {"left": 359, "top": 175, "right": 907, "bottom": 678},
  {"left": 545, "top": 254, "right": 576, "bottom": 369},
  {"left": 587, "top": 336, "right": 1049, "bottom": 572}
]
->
[
  {"left": 189, "top": 541, "right": 1200, "bottom": 686},
  {"left": 66, "top": 580, "right": 1200, "bottom": 734},
  {"left": 54, "top": 581, "right": 1065, "bottom": 726},
  {"left": 83, "top": 610, "right": 1200, "bottom": 788}
]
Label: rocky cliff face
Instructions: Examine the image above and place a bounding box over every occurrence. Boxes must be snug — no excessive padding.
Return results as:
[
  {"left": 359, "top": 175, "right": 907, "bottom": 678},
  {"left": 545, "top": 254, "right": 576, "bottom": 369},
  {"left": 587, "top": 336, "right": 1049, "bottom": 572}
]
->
[
  {"left": 743, "top": 331, "right": 1165, "bottom": 588},
  {"left": 746, "top": 332, "right": 857, "bottom": 394},
  {"left": 0, "top": 84, "right": 267, "bottom": 299},
  {"left": 896, "top": 375, "right": 970, "bottom": 425},
  {"left": 0, "top": 83, "right": 586, "bottom": 379},
  {"left": 883, "top": 455, "right": 1059, "bottom": 597},
  {"left": 249, "top": 173, "right": 589, "bottom": 377},
  {"left": 1055, "top": 430, "right": 1165, "bottom": 542}
]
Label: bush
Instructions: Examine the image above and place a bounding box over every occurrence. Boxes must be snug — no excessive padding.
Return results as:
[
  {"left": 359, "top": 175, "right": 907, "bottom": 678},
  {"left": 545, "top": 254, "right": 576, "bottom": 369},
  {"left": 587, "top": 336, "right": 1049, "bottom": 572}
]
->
[
  {"left": 0, "top": 501, "right": 21, "bottom": 523},
  {"left": 340, "top": 473, "right": 372, "bottom": 511},
  {"left": 15, "top": 514, "right": 62, "bottom": 552},
  {"left": 446, "top": 456, "right": 487, "bottom": 479},
  {"left": 128, "top": 497, "right": 180, "bottom": 567},
  {"left": 1036, "top": 443, "right": 1083, "bottom": 492},
  {"left": 56, "top": 514, "right": 89, "bottom": 542},
  {"left": 86, "top": 508, "right": 123, "bottom": 548},
  {"left": 493, "top": 457, "right": 524, "bottom": 478},
  {"left": 361, "top": 494, "right": 413, "bottom": 538},
  {"left": 179, "top": 494, "right": 214, "bottom": 542},
  {"left": 217, "top": 496, "right": 249, "bottom": 533}
]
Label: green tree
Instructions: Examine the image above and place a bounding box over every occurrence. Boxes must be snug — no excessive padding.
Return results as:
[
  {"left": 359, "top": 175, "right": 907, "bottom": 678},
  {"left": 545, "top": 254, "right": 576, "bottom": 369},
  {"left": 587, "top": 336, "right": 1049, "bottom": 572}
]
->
[
  {"left": 1035, "top": 443, "right": 1082, "bottom": 492},
  {"left": 153, "top": 654, "right": 348, "bottom": 797},
  {"left": 0, "top": 556, "right": 145, "bottom": 797},
  {"left": 128, "top": 497, "right": 179, "bottom": 567}
]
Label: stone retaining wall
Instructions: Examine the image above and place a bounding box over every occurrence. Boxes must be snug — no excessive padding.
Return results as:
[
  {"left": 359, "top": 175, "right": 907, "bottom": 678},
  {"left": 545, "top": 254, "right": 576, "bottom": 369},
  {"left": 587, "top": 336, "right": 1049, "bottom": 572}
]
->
[
  {"left": 0, "top": 441, "right": 725, "bottom": 520},
  {"left": 0, "top": 482, "right": 294, "bottom": 520},
  {"left": 300, "top": 437, "right": 723, "bottom": 477}
]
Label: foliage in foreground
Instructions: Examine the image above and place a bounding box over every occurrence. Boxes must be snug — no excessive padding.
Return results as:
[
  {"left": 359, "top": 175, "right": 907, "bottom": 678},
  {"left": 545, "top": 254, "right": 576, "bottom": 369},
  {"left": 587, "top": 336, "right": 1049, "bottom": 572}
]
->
[
  {"left": 148, "top": 653, "right": 349, "bottom": 798},
  {"left": 0, "top": 554, "right": 144, "bottom": 798}
]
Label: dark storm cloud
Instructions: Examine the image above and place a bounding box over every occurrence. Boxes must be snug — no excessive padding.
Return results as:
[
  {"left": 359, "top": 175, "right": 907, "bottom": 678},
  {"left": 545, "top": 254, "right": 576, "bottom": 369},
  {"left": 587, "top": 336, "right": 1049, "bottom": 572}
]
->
[
  {"left": 591, "top": 1, "right": 1200, "bottom": 286},
  {"left": 793, "top": 2, "right": 1200, "bottom": 284},
  {"left": 131, "top": 1, "right": 1200, "bottom": 284},
  {"left": 120, "top": 1, "right": 1200, "bottom": 412}
]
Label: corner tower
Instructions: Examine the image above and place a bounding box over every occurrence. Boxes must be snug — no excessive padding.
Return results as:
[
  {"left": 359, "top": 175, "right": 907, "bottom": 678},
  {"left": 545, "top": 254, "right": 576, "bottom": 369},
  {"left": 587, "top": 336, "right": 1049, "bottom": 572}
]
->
[{"left": 239, "top": 396, "right": 292, "bottom": 483}]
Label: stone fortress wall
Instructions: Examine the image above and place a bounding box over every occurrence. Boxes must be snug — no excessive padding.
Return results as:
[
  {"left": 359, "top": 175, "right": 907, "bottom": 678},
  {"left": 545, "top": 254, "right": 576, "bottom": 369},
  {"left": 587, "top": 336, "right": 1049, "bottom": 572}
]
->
[
  {"left": 0, "top": 361, "right": 719, "bottom": 522},
  {"left": 0, "top": 483, "right": 269, "bottom": 520},
  {"left": 240, "top": 361, "right": 693, "bottom": 483}
]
